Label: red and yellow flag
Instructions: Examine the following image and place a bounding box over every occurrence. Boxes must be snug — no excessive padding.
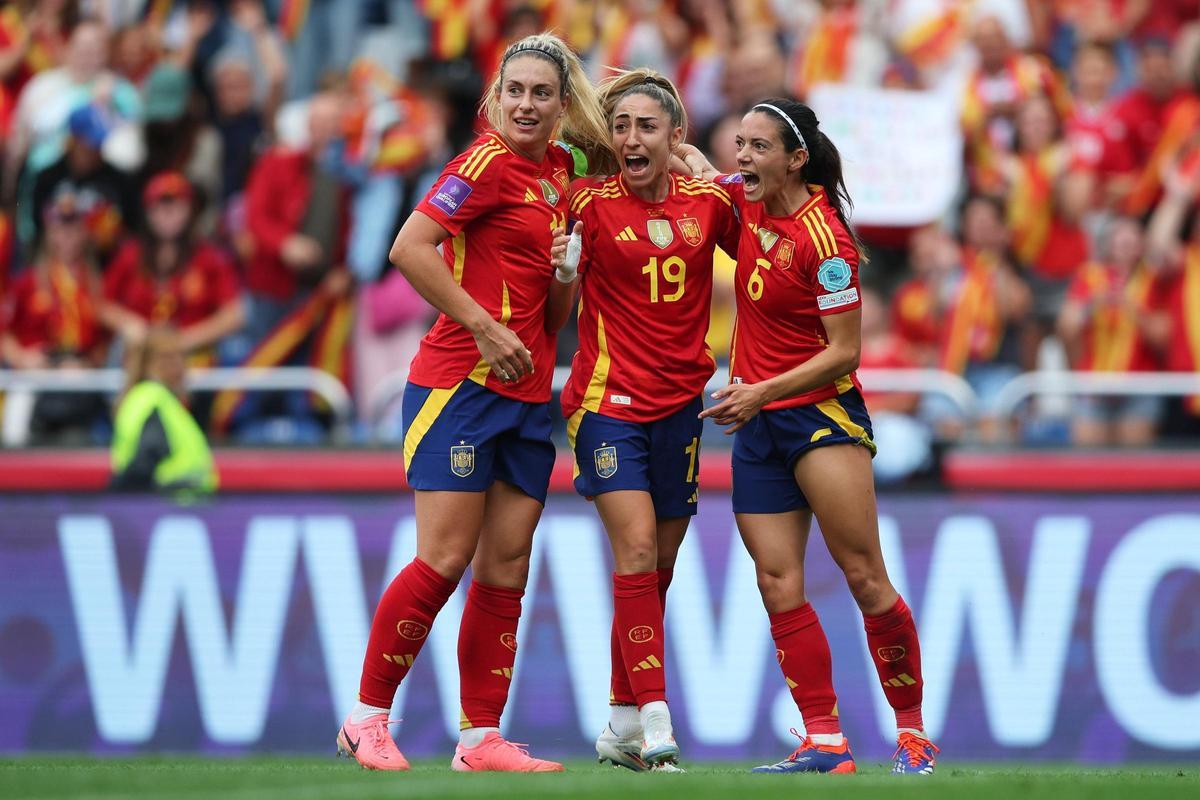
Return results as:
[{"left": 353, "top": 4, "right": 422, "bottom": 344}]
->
[
  {"left": 939, "top": 251, "right": 1003, "bottom": 374},
  {"left": 792, "top": 5, "right": 857, "bottom": 97},
  {"left": 418, "top": 0, "right": 473, "bottom": 61},
  {"left": 278, "top": 0, "right": 311, "bottom": 42}
]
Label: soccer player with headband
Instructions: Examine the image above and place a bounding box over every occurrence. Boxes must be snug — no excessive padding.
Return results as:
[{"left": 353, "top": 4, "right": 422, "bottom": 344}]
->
[
  {"left": 338, "top": 33, "right": 613, "bottom": 774},
  {"left": 677, "top": 98, "right": 940, "bottom": 776},
  {"left": 550, "top": 68, "right": 740, "bottom": 773}
]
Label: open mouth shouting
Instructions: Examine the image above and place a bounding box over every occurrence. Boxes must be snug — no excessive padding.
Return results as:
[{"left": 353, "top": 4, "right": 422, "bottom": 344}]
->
[
  {"left": 624, "top": 153, "right": 651, "bottom": 177},
  {"left": 740, "top": 170, "right": 762, "bottom": 192}
]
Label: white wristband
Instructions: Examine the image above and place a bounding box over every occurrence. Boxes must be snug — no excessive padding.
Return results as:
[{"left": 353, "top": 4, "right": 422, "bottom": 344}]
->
[{"left": 555, "top": 228, "right": 582, "bottom": 283}]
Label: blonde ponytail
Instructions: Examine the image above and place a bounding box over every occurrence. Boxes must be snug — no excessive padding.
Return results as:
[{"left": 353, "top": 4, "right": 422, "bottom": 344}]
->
[
  {"left": 482, "top": 32, "right": 617, "bottom": 176},
  {"left": 597, "top": 68, "right": 689, "bottom": 142}
]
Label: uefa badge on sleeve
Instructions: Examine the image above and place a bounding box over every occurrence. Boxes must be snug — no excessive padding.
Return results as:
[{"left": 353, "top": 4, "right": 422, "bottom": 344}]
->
[
  {"left": 594, "top": 445, "right": 618, "bottom": 478},
  {"left": 450, "top": 444, "right": 475, "bottom": 477}
]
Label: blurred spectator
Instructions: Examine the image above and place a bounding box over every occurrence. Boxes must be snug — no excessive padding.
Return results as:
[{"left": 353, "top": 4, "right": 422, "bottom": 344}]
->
[
  {"left": 30, "top": 103, "right": 136, "bottom": 261},
  {"left": 110, "top": 323, "right": 216, "bottom": 495},
  {"left": 0, "top": 185, "right": 107, "bottom": 443},
  {"left": 1064, "top": 42, "right": 1121, "bottom": 218},
  {"left": 1119, "top": 43, "right": 1200, "bottom": 216},
  {"left": 1146, "top": 149, "right": 1200, "bottom": 437},
  {"left": 1106, "top": 38, "right": 1186, "bottom": 210},
  {"left": 100, "top": 171, "right": 245, "bottom": 364},
  {"left": 210, "top": 89, "right": 352, "bottom": 440},
  {"left": 4, "top": 17, "right": 140, "bottom": 206},
  {"left": 0, "top": 0, "right": 77, "bottom": 136},
  {"left": 1057, "top": 216, "right": 1170, "bottom": 446},
  {"left": 721, "top": 30, "right": 788, "bottom": 112},
  {"left": 786, "top": 0, "right": 888, "bottom": 98},
  {"left": 110, "top": 17, "right": 158, "bottom": 86},
  {"left": 960, "top": 15, "right": 1070, "bottom": 193},
  {"left": 279, "top": 0, "right": 363, "bottom": 99},
  {"left": 138, "top": 61, "right": 223, "bottom": 233},
  {"left": 209, "top": 49, "right": 272, "bottom": 207},
  {"left": 1002, "top": 94, "right": 1089, "bottom": 363}
]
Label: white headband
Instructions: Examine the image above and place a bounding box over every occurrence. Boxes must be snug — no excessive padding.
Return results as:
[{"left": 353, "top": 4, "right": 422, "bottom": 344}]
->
[{"left": 753, "top": 103, "right": 807, "bottom": 151}]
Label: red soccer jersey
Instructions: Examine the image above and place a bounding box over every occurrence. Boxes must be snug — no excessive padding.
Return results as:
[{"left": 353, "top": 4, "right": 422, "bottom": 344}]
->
[
  {"left": 409, "top": 131, "right": 574, "bottom": 403},
  {"left": 561, "top": 173, "right": 740, "bottom": 422},
  {"left": 103, "top": 240, "right": 242, "bottom": 328},
  {"left": 719, "top": 177, "right": 862, "bottom": 410},
  {"left": 2, "top": 261, "right": 102, "bottom": 356}
]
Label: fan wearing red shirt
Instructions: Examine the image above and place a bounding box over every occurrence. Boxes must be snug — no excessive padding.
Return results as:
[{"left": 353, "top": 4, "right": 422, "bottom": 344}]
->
[
  {"left": 339, "top": 33, "right": 613, "bottom": 775},
  {"left": 552, "top": 69, "right": 739, "bottom": 772},
  {"left": 680, "top": 99, "right": 937, "bottom": 776},
  {"left": 100, "top": 172, "right": 245, "bottom": 364},
  {"left": 1058, "top": 217, "right": 1170, "bottom": 446}
]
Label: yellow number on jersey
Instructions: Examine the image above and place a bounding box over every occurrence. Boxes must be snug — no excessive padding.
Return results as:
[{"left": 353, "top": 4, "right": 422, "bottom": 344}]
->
[
  {"left": 549, "top": 211, "right": 566, "bottom": 235},
  {"left": 684, "top": 436, "right": 699, "bottom": 482},
  {"left": 642, "top": 256, "right": 687, "bottom": 303},
  {"left": 747, "top": 257, "right": 771, "bottom": 301}
]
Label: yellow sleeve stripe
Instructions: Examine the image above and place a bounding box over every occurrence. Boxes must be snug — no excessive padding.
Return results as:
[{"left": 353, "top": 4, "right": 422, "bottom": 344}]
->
[
  {"left": 677, "top": 179, "right": 732, "bottom": 203},
  {"left": 808, "top": 210, "right": 839, "bottom": 256},
  {"left": 569, "top": 189, "right": 593, "bottom": 214},
  {"left": 460, "top": 140, "right": 507, "bottom": 181},
  {"left": 677, "top": 185, "right": 732, "bottom": 207}
]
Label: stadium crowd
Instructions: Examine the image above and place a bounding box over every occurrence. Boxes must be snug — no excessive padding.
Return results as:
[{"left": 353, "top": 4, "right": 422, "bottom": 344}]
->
[{"left": 2, "top": 0, "right": 1200, "bottom": 451}]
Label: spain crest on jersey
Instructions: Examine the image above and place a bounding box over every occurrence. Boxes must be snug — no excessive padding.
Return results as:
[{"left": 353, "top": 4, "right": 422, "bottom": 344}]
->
[
  {"left": 647, "top": 219, "right": 674, "bottom": 249},
  {"left": 757, "top": 227, "right": 779, "bottom": 252},
  {"left": 537, "top": 178, "right": 560, "bottom": 206},
  {"left": 450, "top": 444, "right": 474, "bottom": 477},
  {"left": 594, "top": 445, "right": 618, "bottom": 478},
  {"left": 552, "top": 167, "right": 569, "bottom": 194},
  {"left": 776, "top": 238, "right": 795, "bottom": 269},
  {"left": 677, "top": 216, "right": 702, "bottom": 246}
]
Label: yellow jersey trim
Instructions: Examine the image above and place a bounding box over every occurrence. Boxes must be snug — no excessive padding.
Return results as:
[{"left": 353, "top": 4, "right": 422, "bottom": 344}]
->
[
  {"left": 403, "top": 382, "right": 465, "bottom": 470},
  {"left": 816, "top": 398, "right": 877, "bottom": 455},
  {"left": 581, "top": 311, "right": 611, "bottom": 412}
]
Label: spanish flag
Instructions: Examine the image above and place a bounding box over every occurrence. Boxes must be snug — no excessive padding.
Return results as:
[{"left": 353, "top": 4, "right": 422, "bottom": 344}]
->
[
  {"left": 939, "top": 251, "right": 1003, "bottom": 374},
  {"left": 894, "top": 2, "right": 964, "bottom": 70},
  {"left": 1007, "top": 151, "right": 1054, "bottom": 268},
  {"left": 1123, "top": 97, "right": 1200, "bottom": 216},
  {"left": 791, "top": 5, "right": 857, "bottom": 97},
  {"left": 418, "top": 0, "right": 473, "bottom": 61},
  {"left": 278, "top": 0, "right": 310, "bottom": 42},
  {"left": 1076, "top": 262, "right": 1152, "bottom": 372}
]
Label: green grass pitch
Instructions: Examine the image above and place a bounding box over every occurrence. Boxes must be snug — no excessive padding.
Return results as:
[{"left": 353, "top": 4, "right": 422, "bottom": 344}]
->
[{"left": 2, "top": 758, "right": 1197, "bottom": 799}]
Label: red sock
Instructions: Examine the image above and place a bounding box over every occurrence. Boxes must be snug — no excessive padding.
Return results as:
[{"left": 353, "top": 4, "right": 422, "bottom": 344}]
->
[
  {"left": 358, "top": 557, "right": 457, "bottom": 708},
  {"left": 864, "top": 596, "right": 924, "bottom": 731},
  {"left": 609, "top": 566, "right": 673, "bottom": 706},
  {"left": 458, "top": 580, "right": 523, "bottom": 729},
  {"left": 770, "top": 603, "right": 840, "bottom": 735},
  {"left": 614, "top": 571, "right": 666, "bottom": 706}
]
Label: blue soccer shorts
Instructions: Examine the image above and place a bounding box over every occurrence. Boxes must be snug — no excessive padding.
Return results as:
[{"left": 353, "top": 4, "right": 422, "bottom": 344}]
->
[
  {"left": 402, "top": 379, "right": 555, "bottom": 504},
  {"left": 568, "top": 395, "right": 703, "bottom": 518},
  {"left": 732, "top": 389, "right": 876, "bottom": 514}
]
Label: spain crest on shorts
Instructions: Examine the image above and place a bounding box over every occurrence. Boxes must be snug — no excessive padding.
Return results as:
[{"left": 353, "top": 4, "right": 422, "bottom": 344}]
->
[
  {"left": 450, "top": 444, "right": 474, "bottom": 477},
  {"left": 677, "top": 216, "right": 702, "bottom": 246},
  {"left": 594, "top": 445, "right": 618, "bottom": 478},
  {"left": 537, "top": 178, "right": 560, "bottom": 206},
  {"left": 647, "top": 219, "right": 674, "bottom": 249}
]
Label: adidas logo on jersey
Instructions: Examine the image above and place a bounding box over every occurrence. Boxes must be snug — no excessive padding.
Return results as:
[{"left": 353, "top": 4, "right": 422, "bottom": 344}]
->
[
  {"left": 523, "top": 188, "right": 538, "bottom": 202},
  {"left": 614, "top": 226, "right": 639, "bottom": 242}
]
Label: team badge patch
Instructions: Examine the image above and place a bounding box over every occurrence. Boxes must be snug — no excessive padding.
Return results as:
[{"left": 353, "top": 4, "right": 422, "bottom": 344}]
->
[
  {"left": 677, "top": 216, "right": 702, "bottom": 246},
  {"left": 877, "top": 645, "right": 906, "bottom": 662},
  {"left": 776, "top": 238, "right": 795, "bottom": 269},
  {"left": 450, "top": 444, "right": 475, "bottom": 477},
  {"left": 629, "top": 625, "right": 655, "bottom": 643},
  {"left": 647, "top": 219, "right": 674, "bottom": 249},
  {"left": 537, "top": 178, "right": 560, "bottom": 206},
  {"left": 500, "top": 633, "right": 518, "bottom": 653},
  {"left": 397, "top": 620, "right": 429, "bottom": 640},
  {"left": 552, "top": 167, "right": 569, "bottom": 194},
  {"left": 430, "top": 175, "right": 473, "bottom": 216},
  {"left": 757, "top": 227, "right": 779, "bottom": 252},
  {"left": 594, "top": 445, "right": 618, "bottom": 478},
  {"left": 817, "top": 256, "right": 852, "bottom": 292}
]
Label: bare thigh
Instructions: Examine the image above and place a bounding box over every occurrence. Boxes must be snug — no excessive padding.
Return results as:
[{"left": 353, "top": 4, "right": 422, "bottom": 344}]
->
[
  {"left": 735, "top": 509, "right": 812, "bottom": 614},
  {"left": 793, "top": 444, "right": 897, "bottom": 616},
  {"left": 414, "top": 489, "right": 487, "bottom": 581},
  {"left": 471, "top": 480, "right": 545, "bottom": 589}
]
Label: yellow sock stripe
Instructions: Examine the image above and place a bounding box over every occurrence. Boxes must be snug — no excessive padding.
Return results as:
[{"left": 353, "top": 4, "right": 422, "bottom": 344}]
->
[
  {"left": 647, "top": 654, "right": 662, "bottom": 668},
  {"left": 786, "top": 677, "right": 799, "bottom": 689},
  {"left": 459, "top": 707, "right": 472, "bottom": 731},
  {"left": 402, "top": 382, "right": 465, "bottom": 470}
]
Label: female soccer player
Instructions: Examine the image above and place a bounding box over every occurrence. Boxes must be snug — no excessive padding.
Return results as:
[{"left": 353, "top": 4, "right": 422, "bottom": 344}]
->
[
  {"left": 679, "top": 99, "right": 939, "bottom": 775},
  {"left": 551, "top": 69, "right": 739, "bottom": 772},
  {"left": 337, "top": 33, "right": 611, "bottom": 773}
]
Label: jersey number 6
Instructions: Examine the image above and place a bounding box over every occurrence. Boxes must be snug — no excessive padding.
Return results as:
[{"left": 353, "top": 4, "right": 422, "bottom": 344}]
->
[
  {"left": 642, "top": 256, "right": 687, "bottom": 303},
  {"left": 747, "top": 257, "right": 771, "bottom": 301}
]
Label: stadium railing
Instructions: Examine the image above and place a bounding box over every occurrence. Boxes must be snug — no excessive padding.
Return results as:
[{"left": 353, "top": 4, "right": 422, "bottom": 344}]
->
[
  {"left": 993, "top": 370, "right": 1200, "bottom": 420},
  {"left": 0, "top": 367, "right": 355, "bottom": 442}
]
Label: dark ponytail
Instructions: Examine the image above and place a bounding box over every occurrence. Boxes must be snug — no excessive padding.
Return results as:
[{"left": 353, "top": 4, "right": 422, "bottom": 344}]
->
[{"left": 751, "top": 97, "right": 866, "bottom": 258}]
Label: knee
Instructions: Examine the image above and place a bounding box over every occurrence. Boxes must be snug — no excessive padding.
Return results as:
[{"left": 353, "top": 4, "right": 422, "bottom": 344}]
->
[
  {"left": 614, "top": 537, "right": 657, "bottom": 574},
  {"left": 755, "top": 566, "right": 805, "bottom": 614},
  {"left": 841, "top": 559, "right": 892, "bottom": 613},
  {"left": 421, "top": 550, "right": 471, "bottom": 583}
]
